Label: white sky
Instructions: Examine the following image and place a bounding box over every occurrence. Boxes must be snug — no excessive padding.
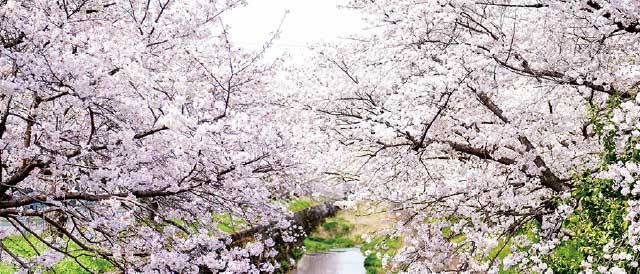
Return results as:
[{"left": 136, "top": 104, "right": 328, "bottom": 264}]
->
[{"left": 223, "top": 0, "right": 365, "bottom": 58}]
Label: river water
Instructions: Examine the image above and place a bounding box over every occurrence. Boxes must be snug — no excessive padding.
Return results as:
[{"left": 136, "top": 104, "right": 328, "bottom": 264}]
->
[{"left": 291, "top": 247, "right": 366, "bottom": 274}]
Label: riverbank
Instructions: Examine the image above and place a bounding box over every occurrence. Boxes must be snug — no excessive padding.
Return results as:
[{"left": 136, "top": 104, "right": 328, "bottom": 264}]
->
[
  {"left": 223, "top": 201, "right": 338, "bottom": 273},
  {"left": 293, "top": 205, "right": 401, "bottom": 274}
]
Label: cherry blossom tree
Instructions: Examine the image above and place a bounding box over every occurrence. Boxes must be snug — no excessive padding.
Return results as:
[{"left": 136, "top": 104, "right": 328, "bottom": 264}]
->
[
  {"left": 0, "top": 0, "right": 313, "bottom": 272},
  {"left": 296, "top": 0, "right": 640, "bottom": 272}
]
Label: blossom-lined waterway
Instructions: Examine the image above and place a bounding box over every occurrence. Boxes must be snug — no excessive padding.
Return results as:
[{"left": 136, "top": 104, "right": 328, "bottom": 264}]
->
[{"left": 291, "top": 247, "right": 366, "bottom": 274}]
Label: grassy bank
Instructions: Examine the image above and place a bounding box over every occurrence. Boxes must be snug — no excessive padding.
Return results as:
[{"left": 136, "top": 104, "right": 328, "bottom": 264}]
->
[
  {"left": 287, "top": 196, "right": 318, "bottom": 212},
  {"left": 303, "top": 217, "right": 357, "bottom": 252},
  {"left": 0, "top": 234, "right": 112, "bottom": 273},
  {"left": 301, "top": 206, "right": 402, "bottom": 274},
  {"left": 0, "top": 196, "right": 322, "bottom": 273}
]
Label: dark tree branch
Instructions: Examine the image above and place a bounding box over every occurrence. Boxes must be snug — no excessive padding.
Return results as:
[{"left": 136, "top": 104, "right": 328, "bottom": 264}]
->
[
  {"left": 0, "top": 96, "right": 12, "bottom": 139},
  {"left": 0, "top": 159, "right": 49, "bottom": 197},
  {"left": 133, "top": 125, "right": 169, "bottom": 139},
  {"left": 470, "top": 85, "right": 569, "bottom": 192}
]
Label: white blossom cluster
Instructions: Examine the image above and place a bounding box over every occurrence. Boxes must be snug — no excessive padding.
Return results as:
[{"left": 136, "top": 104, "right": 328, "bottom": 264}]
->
[
  {"left": 0, "top": 0, "right": 326, "bottom": 272},
  {"left": 293, "top": 0, "right": 640, "bottom": 272}
]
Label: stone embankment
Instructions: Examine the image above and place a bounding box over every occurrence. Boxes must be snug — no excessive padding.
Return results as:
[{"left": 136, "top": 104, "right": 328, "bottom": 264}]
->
[{"left": 201, "top": 202, "right": 337, "bottom": 273}]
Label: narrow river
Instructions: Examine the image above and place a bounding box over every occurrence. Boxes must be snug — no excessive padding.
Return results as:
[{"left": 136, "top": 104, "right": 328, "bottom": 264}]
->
[{"left": 291, "top": 247, "right": 366, "bottom": 274}]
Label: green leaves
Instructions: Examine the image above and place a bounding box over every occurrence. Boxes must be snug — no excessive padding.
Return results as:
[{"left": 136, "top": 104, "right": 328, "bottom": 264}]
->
[{"left": 539, "top": 93, "right": 640, "bottom": 272}]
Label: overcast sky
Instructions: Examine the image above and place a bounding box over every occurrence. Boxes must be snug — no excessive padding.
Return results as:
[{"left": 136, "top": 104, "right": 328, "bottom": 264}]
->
[{"left": 223, "top": 0, "right": 365, "bottom": 58}]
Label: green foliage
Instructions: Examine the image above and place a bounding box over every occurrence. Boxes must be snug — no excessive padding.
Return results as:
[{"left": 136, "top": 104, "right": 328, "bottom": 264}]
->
[
  {"left": 364, "top": 254, "right": 381, "bottom": 274},
  {"left": 541, "top": 170, "right": 631, "bottom": 272},
  {"left": 537, "top": 93, "right": 640, "bottom": 272},
  {"left": 360, "top": 235, "right": 402, "bottom": 274},
  {"left": 475, "top": 95, "right": 638, "bottom": 272},
  {"left": 443, "top": 93, "right": 640, "bottom": 273},
  {"left": 546, "top": 240, "right": 584, "bottom": 273},
  {"left": 277, "top": 259, "right": 290, "bottom": 273},
  {"left": 440, "top": 226, "right": 466, "bottom": 244},
  {"left": 291, "top": 246, "right": 305, "bottom": 260},
  {"left": 588, "top": 94, "right": 623, "bottom": 163}
]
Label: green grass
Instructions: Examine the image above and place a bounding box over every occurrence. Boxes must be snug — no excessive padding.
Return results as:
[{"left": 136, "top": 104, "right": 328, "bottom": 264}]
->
[
  {"left": 288, "top": 196, "right": 318, "bottom": 212},
  {"left": 51, "top": 255, "right": 112, "bottom": 274},
  {"left": 0, "top": 200, "right": 315, "bottom": 273},
  {"left": 0, "top": 263, "right": 16, "bottom": 273},
  {"left": 304, "top": 236, "right": 355, "bottom": 252},
  {"left": 2, "top": 234, "right": 48, "bottom": 256},
  {"left": 0, "top": 234, "right": 48, "bottom": 271},
  {"left": 301, "top": 208, "right": 402, "bottom": 273},
  {"left": 0, "top": 234, "right": 112, "bottom": 273},
  {"left": 303, "top": 217, "right": 357, "bottom": 252},
  {"left": 212, "top": 213, "right": 248, "bottom": 233},
  {"left": 322, "top": 217, "right": 355, "bottom": 238}
]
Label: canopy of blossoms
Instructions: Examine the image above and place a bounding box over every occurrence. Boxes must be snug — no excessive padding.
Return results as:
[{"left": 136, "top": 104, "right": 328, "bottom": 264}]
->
[{"left": 1, "top": 0, "right": 640, "bottom": 273}]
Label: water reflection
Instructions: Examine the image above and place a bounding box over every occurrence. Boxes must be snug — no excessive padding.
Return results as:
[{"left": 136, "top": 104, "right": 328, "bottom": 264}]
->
[{"left": 292, "top": 247, "right": 366, "bottom": 274}]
